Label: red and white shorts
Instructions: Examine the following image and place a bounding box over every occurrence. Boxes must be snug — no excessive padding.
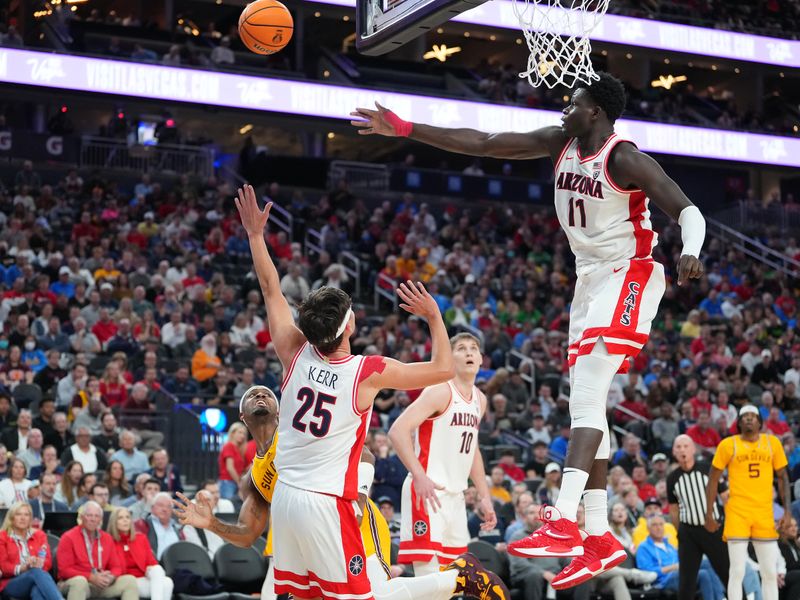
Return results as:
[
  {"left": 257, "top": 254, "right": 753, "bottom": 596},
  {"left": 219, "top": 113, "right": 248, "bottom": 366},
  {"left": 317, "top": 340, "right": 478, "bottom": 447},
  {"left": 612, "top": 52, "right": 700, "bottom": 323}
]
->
[
  {"left": 272, "top": 480, "right": 374, "bottom": 600},
  {"left": 567, "top": 258, "right": 665, "bottom": 373},
  {"left": 398, "top": 476, "right": 469, "bottom": 565}
]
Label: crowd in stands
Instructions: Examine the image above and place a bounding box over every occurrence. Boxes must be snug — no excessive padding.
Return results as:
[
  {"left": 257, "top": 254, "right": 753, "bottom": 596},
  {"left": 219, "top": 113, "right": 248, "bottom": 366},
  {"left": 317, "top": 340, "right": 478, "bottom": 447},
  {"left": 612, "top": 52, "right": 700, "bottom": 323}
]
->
[
  {"left": 611, "top": 0, "right": 800, "bottom": 40},
  {"left": 0, "top": 154, "right": 799, "bottom": 596},
  {"left": 474, "top": 60, "right": 797, "bottom": 136}
]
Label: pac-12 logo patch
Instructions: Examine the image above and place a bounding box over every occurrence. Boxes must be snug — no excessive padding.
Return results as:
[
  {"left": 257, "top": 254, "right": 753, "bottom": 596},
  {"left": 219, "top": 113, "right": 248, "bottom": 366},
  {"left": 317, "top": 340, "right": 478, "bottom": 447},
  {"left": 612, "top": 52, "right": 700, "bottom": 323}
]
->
[
  {"left": 348, "top": 554, "right": 364, "bottom": 576},
  {"left": 620, "top": 281, "right": 641, "bottom": 326},
  {"left": 414, "top": 520, "right": 428, "bottom": 536}
]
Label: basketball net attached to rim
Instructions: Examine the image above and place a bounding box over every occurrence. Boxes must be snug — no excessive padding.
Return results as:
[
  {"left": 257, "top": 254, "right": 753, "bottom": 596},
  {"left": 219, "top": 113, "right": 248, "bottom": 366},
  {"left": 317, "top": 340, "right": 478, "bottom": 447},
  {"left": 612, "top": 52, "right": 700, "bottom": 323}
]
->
[{"left": 511, "top": 0, "right": 610, "bottom": 89}]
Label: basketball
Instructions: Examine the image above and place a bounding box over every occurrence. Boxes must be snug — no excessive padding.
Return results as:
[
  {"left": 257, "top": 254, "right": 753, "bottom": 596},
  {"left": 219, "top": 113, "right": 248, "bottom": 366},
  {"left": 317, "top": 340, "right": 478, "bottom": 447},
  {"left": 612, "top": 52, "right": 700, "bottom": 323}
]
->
[{"left": 238, "top": 0, "right": 293, "bottom": 55}]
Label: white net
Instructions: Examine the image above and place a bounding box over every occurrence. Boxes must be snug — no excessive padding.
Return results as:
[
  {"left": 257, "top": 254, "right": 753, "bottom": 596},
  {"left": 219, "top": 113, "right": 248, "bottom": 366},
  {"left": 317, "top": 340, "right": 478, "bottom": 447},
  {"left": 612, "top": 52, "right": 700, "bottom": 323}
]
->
[{"left": 512, "top": 0, "right": 610, "bottom": 89}]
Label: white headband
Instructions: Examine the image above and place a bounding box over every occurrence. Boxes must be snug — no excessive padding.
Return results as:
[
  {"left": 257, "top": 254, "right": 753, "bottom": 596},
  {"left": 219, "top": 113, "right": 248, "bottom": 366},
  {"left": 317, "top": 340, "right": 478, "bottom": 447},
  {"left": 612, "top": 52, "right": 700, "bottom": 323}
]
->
[
  {"left": 239, "top": 385, "right": 275, "bottom": 414},
  {"left": 331, "top": 307, "right": 353, "bottom": 341}
]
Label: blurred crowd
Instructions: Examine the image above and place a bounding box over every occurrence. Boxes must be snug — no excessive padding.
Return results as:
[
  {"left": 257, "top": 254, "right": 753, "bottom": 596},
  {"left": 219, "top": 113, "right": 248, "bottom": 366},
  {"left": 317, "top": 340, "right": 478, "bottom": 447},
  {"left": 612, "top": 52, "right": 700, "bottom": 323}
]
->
[{"left": 0, "top": 158, "right": 798, "bottom": 596}]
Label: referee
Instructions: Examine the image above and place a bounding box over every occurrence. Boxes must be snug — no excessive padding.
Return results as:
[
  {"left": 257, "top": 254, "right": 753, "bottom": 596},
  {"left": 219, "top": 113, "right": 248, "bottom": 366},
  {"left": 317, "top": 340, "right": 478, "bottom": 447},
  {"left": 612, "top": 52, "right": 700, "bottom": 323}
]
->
[{"left": 666, "top": 434, "right": 730, "bottom": 599}]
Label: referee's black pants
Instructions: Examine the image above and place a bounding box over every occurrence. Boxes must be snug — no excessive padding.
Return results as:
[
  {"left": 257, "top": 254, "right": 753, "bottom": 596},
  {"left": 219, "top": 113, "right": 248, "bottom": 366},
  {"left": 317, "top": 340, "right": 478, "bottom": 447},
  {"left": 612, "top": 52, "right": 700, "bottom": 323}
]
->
[{"left": 678, "top": 522, "right": 730, "bottom": 600}]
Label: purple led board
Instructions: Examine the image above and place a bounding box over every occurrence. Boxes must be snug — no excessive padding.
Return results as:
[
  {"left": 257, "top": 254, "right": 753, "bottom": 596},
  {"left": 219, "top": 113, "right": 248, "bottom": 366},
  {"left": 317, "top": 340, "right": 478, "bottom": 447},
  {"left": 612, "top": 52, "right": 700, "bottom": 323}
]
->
[
  {"left": 0, "top": 48, "right": 797, "bottom": 167},
  {"left": 319, "top": 0, "right": 800, "bottom": 68}
]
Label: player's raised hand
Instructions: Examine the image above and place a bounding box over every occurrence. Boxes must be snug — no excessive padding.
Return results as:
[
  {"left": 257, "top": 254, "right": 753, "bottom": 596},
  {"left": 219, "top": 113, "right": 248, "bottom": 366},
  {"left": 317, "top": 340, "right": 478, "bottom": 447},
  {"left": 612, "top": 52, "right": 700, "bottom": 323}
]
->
[
  {"left": 397, "top": 281, "right": 439, "bottom": 321},
  {"left": 235, "top": 184, "right": 272, "bottom": 237},
  {"left": 413, "top": 472, "right": 444, "bottom": 513},
  {"left": 676, "top": 254, "right": 703, "bottom": 286},
  {"left": 477, "top": 495, "right": 498, "bottom": 532},
  {"left": 173, "top": 491, "right": 213, "bottom": 530},
  {"left": 350, "top": 102, "right": 405, "bottom": 137}
]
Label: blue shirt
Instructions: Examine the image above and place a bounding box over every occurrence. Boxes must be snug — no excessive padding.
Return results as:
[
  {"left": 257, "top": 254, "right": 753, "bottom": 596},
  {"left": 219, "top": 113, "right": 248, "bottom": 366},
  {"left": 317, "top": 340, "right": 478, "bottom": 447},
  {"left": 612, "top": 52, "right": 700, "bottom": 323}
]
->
[
  {"left": 636, "top": 536, "right": 679, "bottom": 587},
  {"left": 111, "top": 448, "right": 151, "bottom": 478},
  {"left": 50, "top": 281, "right": 76, "bottom": 299},
  {"left": 550, "top": 436, "right": 569, "bottom": 460}
]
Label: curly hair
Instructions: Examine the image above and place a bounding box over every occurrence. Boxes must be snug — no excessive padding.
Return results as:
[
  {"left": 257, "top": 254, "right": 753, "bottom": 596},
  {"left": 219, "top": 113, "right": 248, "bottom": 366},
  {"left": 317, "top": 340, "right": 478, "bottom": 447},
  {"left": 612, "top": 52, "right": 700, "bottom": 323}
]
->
[{"left": 578, "top": 72, "right": 626, "bottom": 123}]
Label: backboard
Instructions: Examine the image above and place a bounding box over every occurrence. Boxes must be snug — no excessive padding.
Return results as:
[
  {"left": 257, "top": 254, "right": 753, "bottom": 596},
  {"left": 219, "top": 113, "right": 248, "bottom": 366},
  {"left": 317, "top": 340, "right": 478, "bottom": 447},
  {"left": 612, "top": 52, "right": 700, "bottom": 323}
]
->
[{"left": 356, "top": 0, "right": 490, "bottom": 55}]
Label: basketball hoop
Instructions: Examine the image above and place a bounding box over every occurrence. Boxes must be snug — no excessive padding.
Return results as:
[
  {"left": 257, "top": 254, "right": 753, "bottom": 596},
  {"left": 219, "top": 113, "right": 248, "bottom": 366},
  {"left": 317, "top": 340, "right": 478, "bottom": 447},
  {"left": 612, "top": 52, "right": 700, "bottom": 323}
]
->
[{"left": 512, "top": 0, "right": 610, "bottom": 89}]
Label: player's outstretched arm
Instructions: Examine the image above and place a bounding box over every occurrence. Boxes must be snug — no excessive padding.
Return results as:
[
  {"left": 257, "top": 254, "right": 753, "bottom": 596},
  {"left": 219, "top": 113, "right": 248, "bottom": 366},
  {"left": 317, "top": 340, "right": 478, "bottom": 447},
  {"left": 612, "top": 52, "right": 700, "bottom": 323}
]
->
[
  {"left": 703, "top": 465, "right": 723, "bottom": 533},
  {"left": 235, "top": 184, "right": 305, "bottom": 369},
  {"left": 388, "top": 384, "right": 450, "bottom": 511},
  {"left": 363, "top": 282, "right": 454, "bottom": 397},
  {"left": 608, "top": 147, "right": 705, "bottom": 287},
  {"left": 350, "top": 102, "right": 566, "bottom": 160},
  {"left": 173, "top": 477, "right": 269, "bottom": 548}
]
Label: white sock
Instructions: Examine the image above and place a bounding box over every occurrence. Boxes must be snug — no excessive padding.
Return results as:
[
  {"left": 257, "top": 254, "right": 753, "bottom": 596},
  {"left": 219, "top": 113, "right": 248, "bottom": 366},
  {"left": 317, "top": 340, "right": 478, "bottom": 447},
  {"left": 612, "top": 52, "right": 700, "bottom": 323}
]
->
[
  {"left": 582, "top": 489, "right": 610, "bottom": 536},
  {"left": 554, "top": 467, "right": 589, "bottom": 521},
  {"left": 373, "top": 571, "right": 458, "bottom": 600}
]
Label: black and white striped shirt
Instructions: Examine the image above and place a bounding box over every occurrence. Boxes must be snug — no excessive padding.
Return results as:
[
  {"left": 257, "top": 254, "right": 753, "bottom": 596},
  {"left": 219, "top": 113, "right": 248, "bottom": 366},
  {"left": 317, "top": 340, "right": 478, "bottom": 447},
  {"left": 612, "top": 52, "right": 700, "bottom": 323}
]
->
[{"left": 666, "top": 460, "right": 724, "bottom": 526}]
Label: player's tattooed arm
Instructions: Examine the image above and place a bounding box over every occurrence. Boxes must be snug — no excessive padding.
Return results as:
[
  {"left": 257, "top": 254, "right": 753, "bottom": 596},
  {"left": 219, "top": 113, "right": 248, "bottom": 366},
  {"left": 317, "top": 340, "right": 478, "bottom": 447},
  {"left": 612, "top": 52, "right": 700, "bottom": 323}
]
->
[
  {"left": 777, "top": 467, "right": 792, "bottom": 531},
  {"left": 703, "top": 465, "right": 723, "bottom": 533},
  {"left": 174, "top": 476, "right": 269, "bottom": 547},
  {"left": 349, "top": 102, "right": 567, "bottom": 160}
]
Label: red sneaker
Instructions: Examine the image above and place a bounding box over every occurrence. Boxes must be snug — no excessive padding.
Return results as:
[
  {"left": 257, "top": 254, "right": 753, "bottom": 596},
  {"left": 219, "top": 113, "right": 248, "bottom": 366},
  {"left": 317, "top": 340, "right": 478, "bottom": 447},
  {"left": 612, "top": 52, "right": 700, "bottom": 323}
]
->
[
  {"left": 551, "top": 531, "right": 627, "bottom": 590},
  {"left": 507, "top": 506, "right": 584, "bottom": 558}
]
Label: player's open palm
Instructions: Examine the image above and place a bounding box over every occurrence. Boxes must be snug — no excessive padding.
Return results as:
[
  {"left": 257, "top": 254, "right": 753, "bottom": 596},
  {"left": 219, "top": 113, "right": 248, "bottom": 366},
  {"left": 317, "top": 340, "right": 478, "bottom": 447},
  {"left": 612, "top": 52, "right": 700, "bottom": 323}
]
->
[
  {"left": 235, "top": 184, "right": 272, "bottom": 237},
  {"left": 350, "top": 102, "right": 398, "bottom": 137},
  {"left": 413, "top": 472, "right": 444, "bottom": 513},
  {"left": 173, "top": 491, "right": 213, "bottom": 530},
  {"left": 397, "top": 281, "right": 438, "bottom": 321}
]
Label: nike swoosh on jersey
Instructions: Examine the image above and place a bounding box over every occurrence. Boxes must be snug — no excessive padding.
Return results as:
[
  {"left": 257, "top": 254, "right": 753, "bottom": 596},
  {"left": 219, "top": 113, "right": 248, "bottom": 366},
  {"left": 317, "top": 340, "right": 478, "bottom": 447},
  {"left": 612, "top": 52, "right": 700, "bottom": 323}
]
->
[{"left": 613, "top": 267, "right": 624, "bottom": 273}]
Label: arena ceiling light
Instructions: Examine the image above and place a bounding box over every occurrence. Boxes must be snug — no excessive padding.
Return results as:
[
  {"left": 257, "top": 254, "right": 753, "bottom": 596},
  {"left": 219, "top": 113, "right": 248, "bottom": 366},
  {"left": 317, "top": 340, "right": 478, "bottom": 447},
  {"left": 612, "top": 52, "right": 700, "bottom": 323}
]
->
[
  {"left": 1, "top": 47, "right": 798, "bottom": 168},
  {"left": 313, "top": 0, "right": 799, "bottom": 68},
  {"left": 423, "top": 44, "right": 461, "bottom": 62}
]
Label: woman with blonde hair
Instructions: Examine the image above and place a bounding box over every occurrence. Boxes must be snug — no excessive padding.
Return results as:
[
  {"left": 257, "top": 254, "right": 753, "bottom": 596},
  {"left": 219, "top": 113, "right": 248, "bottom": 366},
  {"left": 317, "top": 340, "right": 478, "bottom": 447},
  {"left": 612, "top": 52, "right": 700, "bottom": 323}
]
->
[
  {"left": 107, "top": 506, "right": 174, "bottom": 600},
  {"left": 217, "top": 421, "right": 248, "bottom": 500},
  {"left": 0, "top": 502, "right": 60, "bottom": 600},
  {"left": 100, "top": 360, "right": 128, "bottom": 407},
  {"left": 54, "top": 460, "right": 83, "bottom": 507}
]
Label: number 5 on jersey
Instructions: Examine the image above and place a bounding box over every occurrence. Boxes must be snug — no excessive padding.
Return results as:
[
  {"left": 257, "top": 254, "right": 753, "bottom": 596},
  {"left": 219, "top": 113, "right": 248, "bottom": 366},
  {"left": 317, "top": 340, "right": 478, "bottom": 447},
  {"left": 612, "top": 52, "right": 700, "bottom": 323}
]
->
[{"left": 292, "top": 387, "right": 336, "bottom": 437}]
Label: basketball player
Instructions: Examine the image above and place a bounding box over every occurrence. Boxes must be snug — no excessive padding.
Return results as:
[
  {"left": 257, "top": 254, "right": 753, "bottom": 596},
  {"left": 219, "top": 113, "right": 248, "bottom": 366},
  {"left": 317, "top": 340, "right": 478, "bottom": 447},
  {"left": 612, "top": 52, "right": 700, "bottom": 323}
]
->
[
  {"left": 351, "top": 72, "right": 705, "bottom": 589},
  {"left": 233, "top": 185, "right": 507, "bottom": 600},
  {"left": 389, "top": 332, "right": 496, "bottom": 575},
  {"left": 705, "top": 405, "right": 791, "bottom": 600},
  {"left": 174, "top": 385, "right": 507, "bottom": 600}
]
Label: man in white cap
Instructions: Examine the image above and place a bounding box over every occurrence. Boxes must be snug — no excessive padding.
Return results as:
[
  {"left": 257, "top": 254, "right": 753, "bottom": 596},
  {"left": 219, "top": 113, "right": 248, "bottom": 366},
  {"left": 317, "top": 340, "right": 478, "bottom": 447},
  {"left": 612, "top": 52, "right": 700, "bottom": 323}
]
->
[{"left": 705, "top": 405, "right": 791, "bottom": 600}]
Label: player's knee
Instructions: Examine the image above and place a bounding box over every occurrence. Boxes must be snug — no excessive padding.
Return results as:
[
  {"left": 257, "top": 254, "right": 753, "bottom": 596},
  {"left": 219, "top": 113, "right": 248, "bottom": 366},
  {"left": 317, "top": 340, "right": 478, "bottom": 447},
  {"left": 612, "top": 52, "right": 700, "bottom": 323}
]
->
[{"left": 728, "top": 561, "right": 746, "bottom": 582}]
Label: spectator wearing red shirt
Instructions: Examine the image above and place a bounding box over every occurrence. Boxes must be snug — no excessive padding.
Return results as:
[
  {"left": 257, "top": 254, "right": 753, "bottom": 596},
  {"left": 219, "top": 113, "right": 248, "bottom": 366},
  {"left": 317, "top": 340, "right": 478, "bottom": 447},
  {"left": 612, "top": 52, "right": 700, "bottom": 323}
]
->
[
  {"left": 56, "top": 501, "right": 138, "bottom": 600},
  {"left": 0, "top": 502, "right": 59, "bottom": 600},
  {"left": 632, "top": 464, "right": 657, "bottom": 502},
  {"left": 91, "top": 308, "right": 118, "bottom": 348},
  {"left": 688, "top": 388, "right": 713, "bottom": 420},
  {"left": 268, "top": 231, "right": 293, "bottom": 260},
  {"left": 765, "top": 407, "right": 790, "bottom": 436},
  {"left": 218, "top": 422, "right": 247, "bottom": 500},
  {"left": 99, "top": 362, "right": 128, "bottom": 408},
  {"left": 686, "top": 410, "right": 721, "bottom": 456},
  {"left": 497, "top": 450, "right": 525, "bottom": 482},
  {"left": 107, "top": 506, "right": 173, "bottom": 600}
]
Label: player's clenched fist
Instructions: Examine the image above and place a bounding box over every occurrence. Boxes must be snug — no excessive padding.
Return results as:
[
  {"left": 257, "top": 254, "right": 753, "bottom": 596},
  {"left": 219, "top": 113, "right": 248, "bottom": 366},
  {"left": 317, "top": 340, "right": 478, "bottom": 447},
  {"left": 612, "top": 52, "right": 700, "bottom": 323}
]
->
[{"left": 677, "top": 254, "right": 703, "bottom": 286}]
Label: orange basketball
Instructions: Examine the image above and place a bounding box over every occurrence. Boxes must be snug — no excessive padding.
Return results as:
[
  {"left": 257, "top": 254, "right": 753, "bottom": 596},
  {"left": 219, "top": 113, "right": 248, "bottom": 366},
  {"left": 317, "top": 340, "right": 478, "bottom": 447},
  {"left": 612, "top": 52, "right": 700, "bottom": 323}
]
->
[{"left": 238, "top": 0, "right": 294, "bottom": 55}]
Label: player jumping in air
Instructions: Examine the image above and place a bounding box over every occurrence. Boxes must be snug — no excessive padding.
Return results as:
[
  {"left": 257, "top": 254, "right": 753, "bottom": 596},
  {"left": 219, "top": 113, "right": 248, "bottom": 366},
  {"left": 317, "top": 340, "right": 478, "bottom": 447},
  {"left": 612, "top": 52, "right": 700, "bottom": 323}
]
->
[
  {"left": 352, "top": 72, "right": 705, "bottom": 589},
  {"left": 174, "top": 386, "right": 509, "bottom": 600},
  {"left": 222, "top": 186, "right": 508, "bottom": 600},
  {"left": 389, "top": 333, "right": 497, "bottom": 575},
  {"left": 705, "top": 405, "right": 791, "bottom": 600}
]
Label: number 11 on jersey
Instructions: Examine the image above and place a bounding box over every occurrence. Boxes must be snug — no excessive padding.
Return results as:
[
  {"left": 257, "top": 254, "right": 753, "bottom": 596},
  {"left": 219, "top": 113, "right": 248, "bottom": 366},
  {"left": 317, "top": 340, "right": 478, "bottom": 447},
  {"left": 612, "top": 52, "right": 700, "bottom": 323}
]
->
[{"left": 568, "top": 197, "right": 586, "bottom": 228}]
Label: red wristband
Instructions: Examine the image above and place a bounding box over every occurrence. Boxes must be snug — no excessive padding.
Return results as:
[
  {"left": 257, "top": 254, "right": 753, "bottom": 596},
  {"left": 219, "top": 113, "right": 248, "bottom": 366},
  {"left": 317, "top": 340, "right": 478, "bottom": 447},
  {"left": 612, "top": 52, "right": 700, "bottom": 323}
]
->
[{"left": 384, "top": 110, "right": 413, "bottom": 137}]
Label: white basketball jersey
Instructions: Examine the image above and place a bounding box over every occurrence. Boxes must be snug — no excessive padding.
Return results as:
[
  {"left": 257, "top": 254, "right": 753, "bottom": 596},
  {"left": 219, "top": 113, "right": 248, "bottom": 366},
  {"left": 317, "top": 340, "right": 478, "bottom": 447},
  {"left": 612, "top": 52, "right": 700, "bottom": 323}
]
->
[
  {"left": 276, "top": 342, "right": 372, "bottom": 500},
  {"left": 554, "top": 134, "right": 658, "bottom": 272},
  {"left": 414, "top": 381, "right": 482, "bottom": 493}
]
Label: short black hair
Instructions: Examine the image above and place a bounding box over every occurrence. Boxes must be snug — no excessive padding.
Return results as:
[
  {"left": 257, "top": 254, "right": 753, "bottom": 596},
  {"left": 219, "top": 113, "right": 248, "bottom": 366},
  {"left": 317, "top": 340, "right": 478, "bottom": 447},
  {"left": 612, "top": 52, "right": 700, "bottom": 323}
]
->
[
  {"left": 297, "top": 287, "right": 352, "bottom": 354},
  {"left": 578, "top": 72, "right": 626, "bottom": 123}
]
